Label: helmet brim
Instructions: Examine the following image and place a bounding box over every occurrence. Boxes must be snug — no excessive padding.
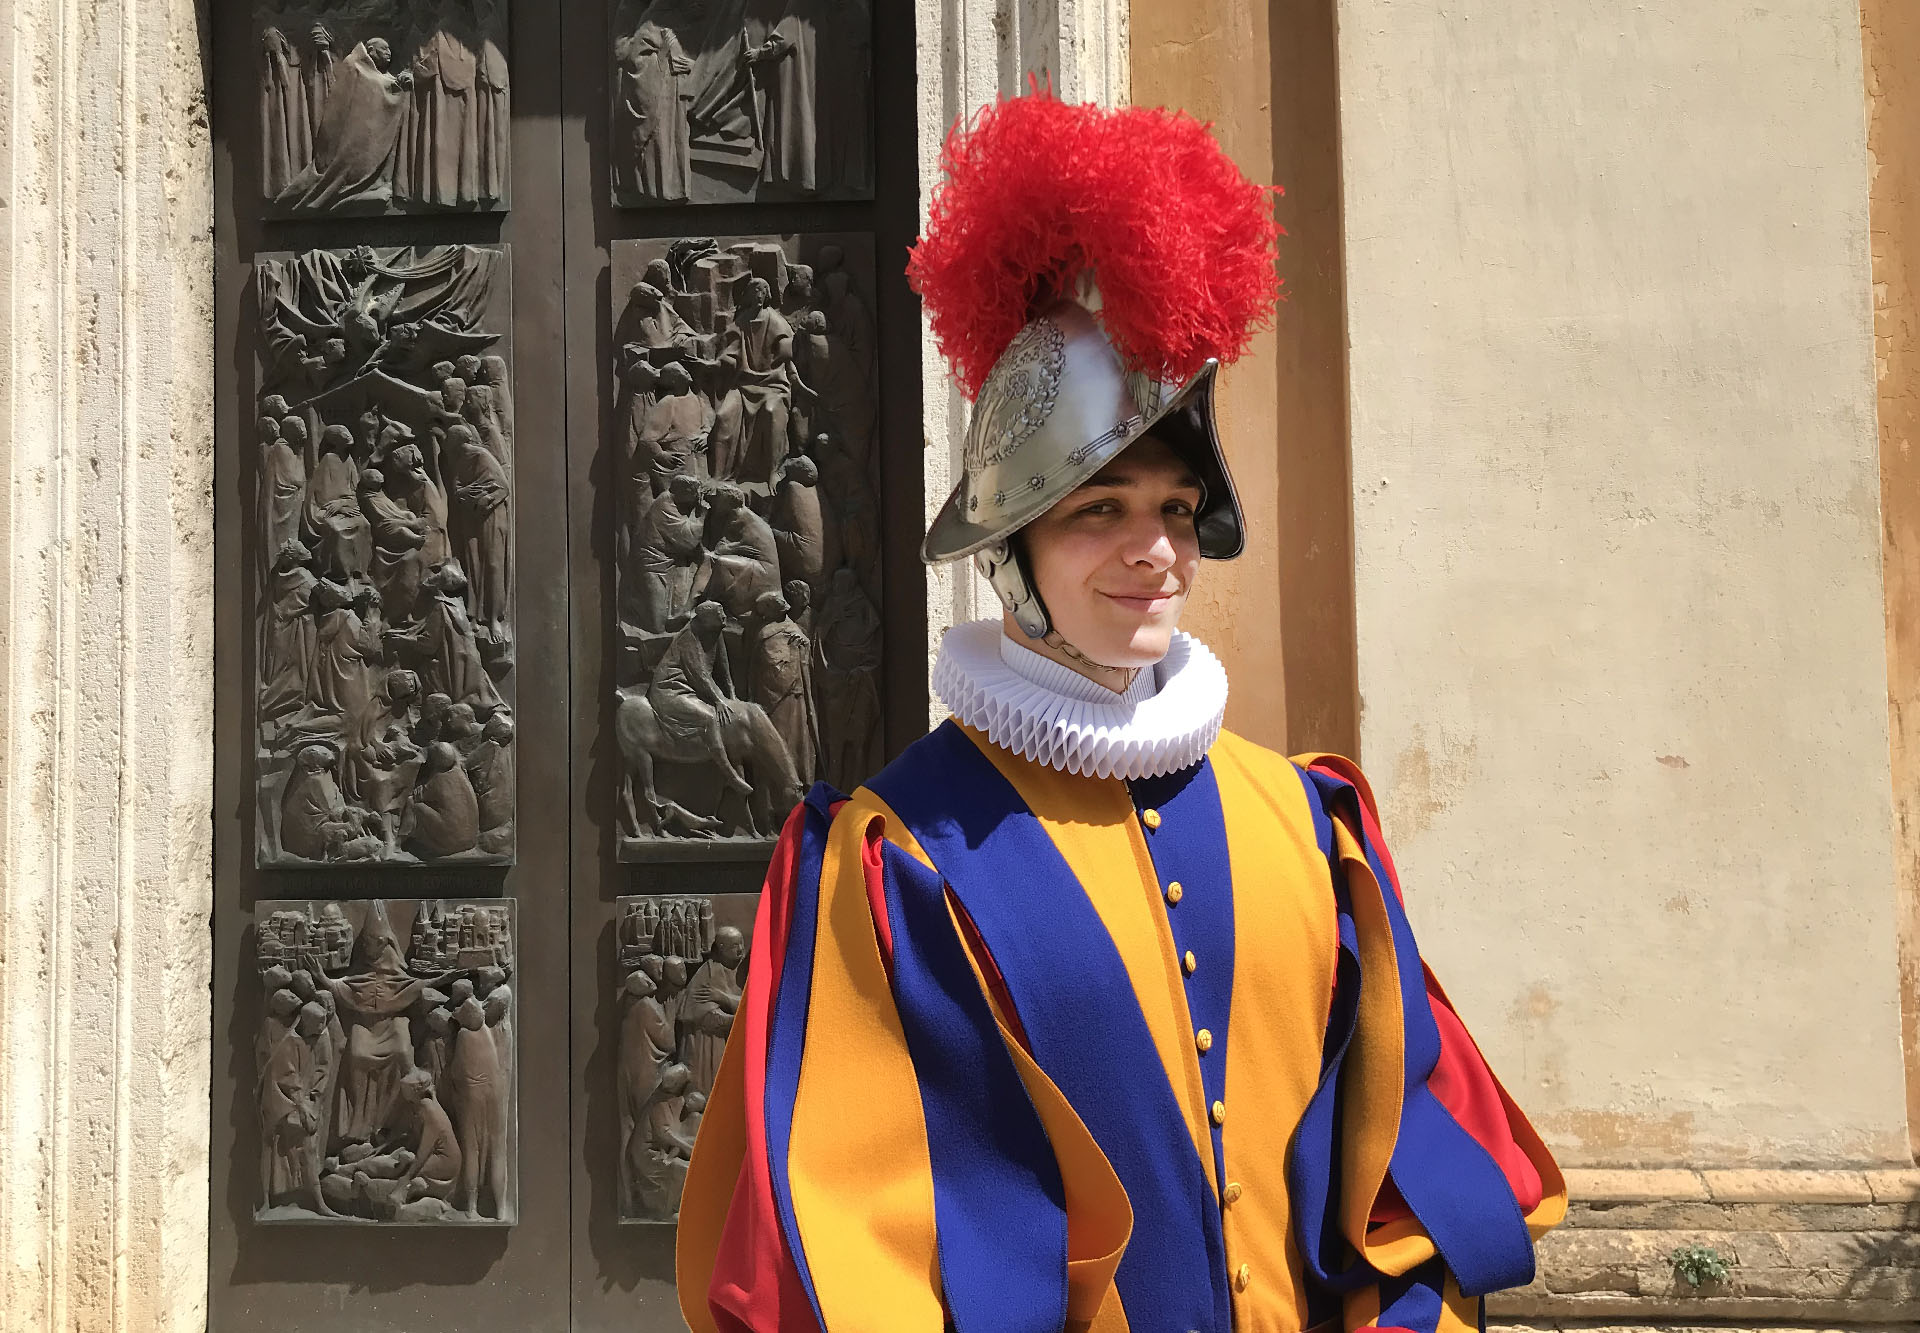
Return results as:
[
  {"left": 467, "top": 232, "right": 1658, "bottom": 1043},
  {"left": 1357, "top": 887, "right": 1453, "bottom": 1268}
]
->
[{"left": 921, "top": 360, "right": 1245, "bottom": 563}]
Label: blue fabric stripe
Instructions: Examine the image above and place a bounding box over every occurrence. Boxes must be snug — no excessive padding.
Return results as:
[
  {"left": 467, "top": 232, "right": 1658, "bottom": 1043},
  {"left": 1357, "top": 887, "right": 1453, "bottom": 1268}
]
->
[
  {"left": 1288, "top": 766, "right": 1370, "bottom": 1293},
  {"left": 871, "top": 723, "right": 1232, "bottom": 1333},
  {"left": 762, "top": 782, "right": 839, "bottom": 1328},
  {"left": 1302, "top": 768, "right": 1537, "bottom": 1296},
  {"left": 877, "top": 835, "right": 1069, "bottom": 1331},
  {"left": 1129, "top": 762, "right": 1236, "bottom": 1195},
  {"left": 1375, "top": 1259, "right": 1449, "bottom": 1333}
]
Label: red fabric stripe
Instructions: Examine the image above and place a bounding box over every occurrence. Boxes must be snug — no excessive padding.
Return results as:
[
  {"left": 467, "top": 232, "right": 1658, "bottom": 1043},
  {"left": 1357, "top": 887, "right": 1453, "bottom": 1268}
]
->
[{"left": 708, "top": 805, "right": 820, "bottom": 1332}]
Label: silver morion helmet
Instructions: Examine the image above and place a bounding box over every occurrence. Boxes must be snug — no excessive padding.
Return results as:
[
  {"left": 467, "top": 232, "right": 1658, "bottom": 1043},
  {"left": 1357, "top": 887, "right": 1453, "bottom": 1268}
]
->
[{"left": 921, "top": 298, "right": 1246, "bottom": 639}]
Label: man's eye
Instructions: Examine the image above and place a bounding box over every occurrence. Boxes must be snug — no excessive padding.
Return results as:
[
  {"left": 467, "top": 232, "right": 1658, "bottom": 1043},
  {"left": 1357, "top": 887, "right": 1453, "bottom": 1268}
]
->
[{"left": 1165, "top": 500, "right": 1196, "bottom": 517}]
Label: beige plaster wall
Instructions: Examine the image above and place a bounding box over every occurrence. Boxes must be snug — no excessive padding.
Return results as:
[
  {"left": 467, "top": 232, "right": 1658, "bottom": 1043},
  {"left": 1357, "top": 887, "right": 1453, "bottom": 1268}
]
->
[
  {"left": 1337, "top": 0, "right": 1907, "bottom": 1166},
  {"left": 1863, "top": 0, "right": 1920, "bottom": 1164},
  {"left": 0, "top": 0, "right": 215, "bottom": 1328}
]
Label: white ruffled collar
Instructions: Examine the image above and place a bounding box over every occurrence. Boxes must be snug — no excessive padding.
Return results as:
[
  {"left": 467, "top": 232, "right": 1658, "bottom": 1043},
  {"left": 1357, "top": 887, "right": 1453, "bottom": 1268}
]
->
[{"left": 931, "top": 619, "right": 1229, "bottom": 781}]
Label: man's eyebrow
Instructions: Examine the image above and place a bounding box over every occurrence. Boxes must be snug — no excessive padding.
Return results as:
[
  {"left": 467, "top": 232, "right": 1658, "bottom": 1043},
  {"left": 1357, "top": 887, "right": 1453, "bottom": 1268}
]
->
[{"left": 1079, "top": 465, "right": 1205, "bottom": 490}]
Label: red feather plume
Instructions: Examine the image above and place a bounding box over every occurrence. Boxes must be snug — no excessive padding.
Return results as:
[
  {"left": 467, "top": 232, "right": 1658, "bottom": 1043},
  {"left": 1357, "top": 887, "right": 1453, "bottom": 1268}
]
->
[{"left": 907, "top": 89, "right": 1284, "bottom": 401}]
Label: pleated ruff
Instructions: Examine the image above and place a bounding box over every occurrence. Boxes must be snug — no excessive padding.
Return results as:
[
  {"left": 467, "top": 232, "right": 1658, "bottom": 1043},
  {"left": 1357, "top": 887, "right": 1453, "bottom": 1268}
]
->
[{"left": 931, "top": 618, "right": 1229, "bottom": 781}]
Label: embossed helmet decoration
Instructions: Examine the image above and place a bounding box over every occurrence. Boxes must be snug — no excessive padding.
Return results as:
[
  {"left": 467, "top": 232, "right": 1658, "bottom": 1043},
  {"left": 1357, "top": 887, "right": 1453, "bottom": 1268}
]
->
[{"left": 908, "top": 89, "right": 1283, "bottom": 638}]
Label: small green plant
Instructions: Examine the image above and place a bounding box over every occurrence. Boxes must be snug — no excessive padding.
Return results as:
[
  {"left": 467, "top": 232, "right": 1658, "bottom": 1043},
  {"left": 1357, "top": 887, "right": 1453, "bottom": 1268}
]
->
[{"left": 1670, "top": 1243, "right": 1732, "bottom": 1288}]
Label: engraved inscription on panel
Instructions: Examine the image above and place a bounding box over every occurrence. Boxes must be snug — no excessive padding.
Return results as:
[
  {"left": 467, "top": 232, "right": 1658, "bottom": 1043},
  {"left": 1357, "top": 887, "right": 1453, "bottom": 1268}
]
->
[
  {"left": 255, "top": 898, "right": 517, "bottom": 1224},
  {"left": 613, "top": 895, "right": 754, "bottom": 1222},
  {"left": 258, "top": 0, "right": 511, "bottom": 216},
  {"left": 611, "top": 235, "right": 882, "bottom": 858},
  {"left": 609, "top": 0, "right": 872, "bottom": 207},
  {"left": 254, "top": 244, "right": 516, "bottom": 867}
]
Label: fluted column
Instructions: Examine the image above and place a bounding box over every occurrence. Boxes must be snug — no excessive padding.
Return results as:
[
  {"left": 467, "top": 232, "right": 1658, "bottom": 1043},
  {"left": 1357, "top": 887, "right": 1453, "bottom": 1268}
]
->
[{"left": 0, "top": 1, "right": 215, "bottom": 1330}]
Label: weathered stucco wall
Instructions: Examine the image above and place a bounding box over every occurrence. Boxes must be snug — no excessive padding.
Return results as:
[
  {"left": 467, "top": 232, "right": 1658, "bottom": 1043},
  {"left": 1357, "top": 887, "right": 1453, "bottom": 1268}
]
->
[
  {"left": 1863, "top": 0, "right": 1920, "bottom": 1164},
  {"left": 1337, "top": 1, "right": 1907, "bottom": 1166},
  {"left": 0, "top": 0, "right": 215, "bottom": 1328}
]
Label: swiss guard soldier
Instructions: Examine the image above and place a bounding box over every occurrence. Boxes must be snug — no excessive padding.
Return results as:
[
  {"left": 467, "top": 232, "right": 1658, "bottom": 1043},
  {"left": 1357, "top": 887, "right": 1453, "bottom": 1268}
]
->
[{"left": 678, "top": 90, "right": 1565, "bottom": 1333}]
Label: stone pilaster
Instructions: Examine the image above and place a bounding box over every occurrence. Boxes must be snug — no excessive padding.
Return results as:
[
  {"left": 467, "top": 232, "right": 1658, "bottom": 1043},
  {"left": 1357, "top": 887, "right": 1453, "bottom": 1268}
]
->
[
  {"left": 914, "top": 0, "right": 1129, "bottom": 717},
  {"left": 0, "top": 0, "right": 215, "bottom": 1330}
]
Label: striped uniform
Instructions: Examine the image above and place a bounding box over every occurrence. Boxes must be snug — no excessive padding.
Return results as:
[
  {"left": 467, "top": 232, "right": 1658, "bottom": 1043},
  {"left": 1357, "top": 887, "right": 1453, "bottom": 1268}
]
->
[{"left": 678, "top": 720, "right": 1565, "bottom": 1332}]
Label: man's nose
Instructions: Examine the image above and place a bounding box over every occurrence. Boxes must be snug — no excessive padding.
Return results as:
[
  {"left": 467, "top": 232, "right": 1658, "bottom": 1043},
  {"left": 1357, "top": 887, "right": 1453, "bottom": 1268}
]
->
[{"left": 1125, "top": 518, "right": 1179, "bottom": 570}]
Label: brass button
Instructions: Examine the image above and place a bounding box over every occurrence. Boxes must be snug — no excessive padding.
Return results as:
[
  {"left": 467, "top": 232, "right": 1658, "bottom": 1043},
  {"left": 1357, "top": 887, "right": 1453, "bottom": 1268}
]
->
[
  {"left": 1195, "top": 1028, "right": 1213, "bottom": 1053},
  {"left": 1234, "top": 1262, "right": 1251, "bottom": 1292},
  {"left": 1142, "top": 808, "right": 1162, "bottom": 830},
  {"left": 1165, "top": 881, "right": 1184, "bottom": 905},
  {"left": 1211, "top": 1100, "right": 1226, "bottom": 1126},
  {"left": 1183, "top": 950, "right": 1197, "bottom": 975},
  {"left": 1224, "top": 1181, "right": 1244, "bottom": 1204}
]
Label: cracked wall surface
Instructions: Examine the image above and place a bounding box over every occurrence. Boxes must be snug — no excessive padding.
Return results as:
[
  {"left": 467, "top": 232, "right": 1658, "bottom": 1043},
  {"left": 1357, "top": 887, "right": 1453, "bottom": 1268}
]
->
[
  {"left": 0, "top": 0, "right": 215, "bottom": 1329},
  {"left": 1336, "top": 0, "right": 1906, "bottom": 1167}
]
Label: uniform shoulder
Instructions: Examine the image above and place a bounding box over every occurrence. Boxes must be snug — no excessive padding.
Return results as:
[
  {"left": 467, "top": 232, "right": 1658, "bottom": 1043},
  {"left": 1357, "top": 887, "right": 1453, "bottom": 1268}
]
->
[{"left": 1212, "top": 732, "right": 1382, "bottom": 814}]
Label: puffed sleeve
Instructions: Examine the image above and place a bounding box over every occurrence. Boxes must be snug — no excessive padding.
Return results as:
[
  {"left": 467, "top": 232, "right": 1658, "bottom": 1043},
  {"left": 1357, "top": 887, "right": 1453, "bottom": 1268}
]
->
[
  {"left": 677, "top": 787, "right": 1131, "bottom": 1333},
  {"left": 1289, "top": 756, "right": 1567, "bottom": 1333}
]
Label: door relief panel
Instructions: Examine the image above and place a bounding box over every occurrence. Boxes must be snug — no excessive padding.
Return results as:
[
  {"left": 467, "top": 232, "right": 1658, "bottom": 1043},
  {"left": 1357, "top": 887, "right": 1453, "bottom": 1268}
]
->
[
  {"left": 255, "top": 898, "right": 518, "bottom": 1224},
  {"left": 254, "top": 243, "right": 518, "bottom": 867},
  {"left": 258, "top": 0, "right": 512, "bottom": 216},
  {"left": 612, "top": 234, "right": 881, "bottom": 859},
  {"left": 613, "top": 894, "right": 756, "bottom": 1223},
  {"left": 609, "top": 0, "right": 873, "bottom": 207}
]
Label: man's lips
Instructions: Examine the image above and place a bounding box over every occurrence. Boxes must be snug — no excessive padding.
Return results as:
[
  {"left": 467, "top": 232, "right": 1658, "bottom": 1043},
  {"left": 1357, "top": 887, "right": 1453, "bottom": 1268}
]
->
[{"left": 1100, "top": 590, "right": 1180, "bottom": 613}]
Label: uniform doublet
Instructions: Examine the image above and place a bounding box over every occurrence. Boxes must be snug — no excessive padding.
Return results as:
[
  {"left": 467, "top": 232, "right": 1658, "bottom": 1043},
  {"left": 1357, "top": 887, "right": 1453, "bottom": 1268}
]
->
[{"left": 678, "top": 630, "right": 1564, "bottom": 1333}]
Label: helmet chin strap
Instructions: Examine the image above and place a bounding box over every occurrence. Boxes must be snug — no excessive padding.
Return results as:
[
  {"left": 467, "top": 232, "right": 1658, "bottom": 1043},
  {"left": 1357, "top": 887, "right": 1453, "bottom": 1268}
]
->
[
  {"left": 1038, "top": 629, "right": 1142, "bottom": 695},
  {"left": 976, "top": 539, "right": 1143, "bottom": 696}
]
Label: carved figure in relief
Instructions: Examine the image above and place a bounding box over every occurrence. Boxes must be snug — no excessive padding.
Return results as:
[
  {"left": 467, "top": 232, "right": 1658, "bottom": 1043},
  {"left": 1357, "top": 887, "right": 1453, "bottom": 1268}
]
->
[
  {"left": 304, "top": 23, "right": 337, "bottom": 134},
  {"left": 261, "top": 540, "right": 321, "bottom": 722},
  {"left": 463, "top": 380, "right": 511, "bottom": 468},
  {"left": 748, "top": 589, "right": 818, "bottom": 780},
  {"left": 275, "top": 38, "right": 413, "bottom": 213},
  {"left": 261, "top": 25, "right": 312, "bottom": 198},
  {"left": 396, "top": 8, "right": 507, "bottom": 209},
  {"left": 647, "top": 602, "right": 754, "bottom": 796},
  {"left": 614, "top": 19, "right": 696, "bottom": 204},
  {"left": 746, "top": 0, "right": 828, "bottom": 194},
  {"left": 710, "top": 277, "right": 806, "bottom": 486},
  {"left": 305, "top": 424, "right": 373, "bottom": 579},
  {"left": 312, "top": 905, "right": 440, "bottom": 1145},
  {"left": 443, "top": 422, "right": 512, "bottom": 640},
  {"left": 397, "top": 1067, "right": 460, "bottom": 1206},
  {"left": 260, "top": 1000, "right": 336, "bottom": 1215},
  {"left": 310, "top": 580, "right": 383, "bottom": 723},
  {"left": 448, "top": 995, "right": 509, "bottom": 1219},
  {"left": 627, "top": 361, "right": 713, "bottom": 503},
  {"left": 280, "top": 743, "right": 381, "bottom": 862},
  {"left": 617, "top": 969, "right": 675, "bottom": 1210},
  {"left": 766, "top": 454, "right": 825, "bottom": 593},
  {"left": 679, "top": 927, "right": 745, "bottom": 1093},
  {"left": 631, "top": 1063, "right": 697, "bottom": 1220},
  {"left": 467, "top": 712, "right": 516, "bottom": 854},
  {"left": 360, "top": 465, "right": 430, "bottom": 622},
  {"left": 388, "top": 562, "right": 502, "bottom": 709},
  {"left": 697, "top": 484, "right": 781, "bottom": 619},
  {"left": 258, "top": 415, "right": 309, "bottom": 583},
  {"left": 402, "top": 740, "right": 480, "bottom": 859},
  {"left": 389, "top": 442, "right": 452, "bottom": 569},
  {"left": 815, "top": 566, "right": 883, "bottom": 790}
]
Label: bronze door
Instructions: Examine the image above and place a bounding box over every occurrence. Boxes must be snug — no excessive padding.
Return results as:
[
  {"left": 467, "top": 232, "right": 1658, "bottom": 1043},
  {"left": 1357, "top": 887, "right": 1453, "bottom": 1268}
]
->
[{"left": 209, "top": 1, "right": 923, "bottom": 1328}]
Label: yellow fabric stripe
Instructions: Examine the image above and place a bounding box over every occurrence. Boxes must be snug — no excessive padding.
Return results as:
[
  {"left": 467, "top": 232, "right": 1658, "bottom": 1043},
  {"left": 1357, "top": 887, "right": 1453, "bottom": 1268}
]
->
[
  {"left": 676, "top": 1004, "right": 749, "bottom": 1333},
  {"left": 786, "top": 794, "right": 945, "bottom": 1331},
  {"left": 962, "top": 726, "right": 1216, "bottom": 1185},
  {"left": 1334, "top": 816, "right": 1413, "bottom": 1273},
  {"left": 1211, "top": 732, "right": 1339, "bottom": 1329}
]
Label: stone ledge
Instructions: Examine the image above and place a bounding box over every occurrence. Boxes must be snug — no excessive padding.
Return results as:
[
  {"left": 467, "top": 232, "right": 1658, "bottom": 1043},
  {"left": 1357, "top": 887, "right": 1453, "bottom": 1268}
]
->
[
  {"left": 1504, "top": 1170, "right": 1920, "bottom": 1325},
  {"left": 1565, "top": 1168, "right": 1920, "bottom": 1206}
]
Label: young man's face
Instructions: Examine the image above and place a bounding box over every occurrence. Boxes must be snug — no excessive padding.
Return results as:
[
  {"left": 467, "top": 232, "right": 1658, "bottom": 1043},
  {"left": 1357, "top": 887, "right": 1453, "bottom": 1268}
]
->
[{"left": 1015, "top": 435, "right": 1203, "bottom": 669}]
